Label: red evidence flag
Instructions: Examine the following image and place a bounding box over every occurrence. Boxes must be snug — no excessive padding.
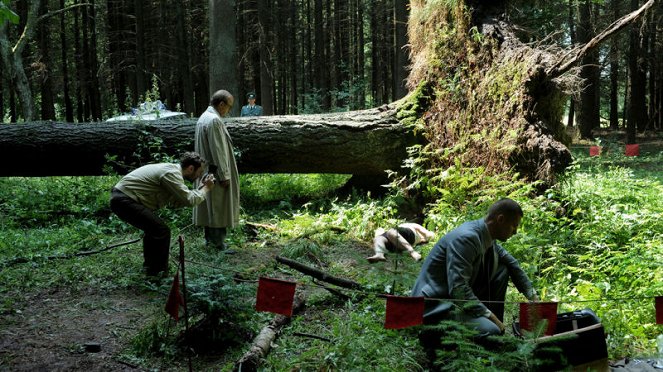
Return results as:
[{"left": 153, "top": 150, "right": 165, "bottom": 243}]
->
[
  {"left": 656, "top": 296, "right": 663, "bottom": 325},
  {"left": 519, "top": 302, "right": 558, "bottom": 336},
  {"left": 256, "top": 277, "right": 297, "bottom": 317},
  {"left": 625, "top": 144, "right": 640, "bottom": 156},
  {"left": 384, "top": 295, "right": 424, "bottom": 329},
  {"left": 589, "top": 146, "right": 601, "bottom": 157},
  {"left": 165, "top": 270, "right": 184, "bottom": 322}
]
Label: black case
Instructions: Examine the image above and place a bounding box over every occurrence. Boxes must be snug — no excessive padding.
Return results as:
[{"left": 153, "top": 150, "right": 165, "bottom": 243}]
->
[{"left": 513, "top": 308, "right": 608, "bottom": 369}]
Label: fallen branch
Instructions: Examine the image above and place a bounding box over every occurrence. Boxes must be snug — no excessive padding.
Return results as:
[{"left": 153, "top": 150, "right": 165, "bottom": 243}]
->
[
  {"left": 312, "top": 279, "right": 353, "bottom": 301},
  {"left": 0, "top": 238, "right": 140, "bottom": 270},
  {"left": 275, "top": 255, "right": 362, "bottom": 290},
  {"left": 234, "top": 293, "right": 306, "bottom": 371},
  {"left": 292, "top": 332, "right": 331, "bottom": 342},
  {"left": 547, "top": 0, "right": 655, "bottom": 78}
]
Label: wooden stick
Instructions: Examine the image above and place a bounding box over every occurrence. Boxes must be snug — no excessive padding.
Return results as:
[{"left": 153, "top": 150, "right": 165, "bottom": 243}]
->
[{"left": 178, "top": 236, "right": 193, "bottom": 372}]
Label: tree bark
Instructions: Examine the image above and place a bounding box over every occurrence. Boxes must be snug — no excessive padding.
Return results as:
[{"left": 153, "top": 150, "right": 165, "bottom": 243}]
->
[
  {"left": 627, "top": 0, "right": 647, "bottom": 143},
  {"left": 257, "top": 0, "right": 274, "bottom": 115},
  {"left": 0, "top": 104, "right": 417, "bottom": 177},
  {"left": 175, "top": 0, "right": 195, "bottom": 116},
  {"left": 0, "top": 0, "right": 39, "bottom": 122},
  {"left": 393, "top": 0, "right": 408, "bottom": 100},
  {"left": 233, "top": 293, "right": 306, "bottom": 372},
  {"left": 576, "top": 0, "right": 600, "bottom": 139},
  {"left": 209, "top": 0, "right": 239, "bottom": 116},
  {"left": 37, "top": 0, "right": 56, "bottom": 121}
]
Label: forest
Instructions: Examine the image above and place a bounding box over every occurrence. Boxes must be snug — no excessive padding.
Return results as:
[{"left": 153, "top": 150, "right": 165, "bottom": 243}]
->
[{"left": 1, "top": 0, "right": 663, "bottom": 370}]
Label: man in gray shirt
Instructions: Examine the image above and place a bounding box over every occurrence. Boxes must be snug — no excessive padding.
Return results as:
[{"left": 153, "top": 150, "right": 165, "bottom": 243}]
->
[{"left": 411, "top": 198, "right": 538, "bottom": 337}]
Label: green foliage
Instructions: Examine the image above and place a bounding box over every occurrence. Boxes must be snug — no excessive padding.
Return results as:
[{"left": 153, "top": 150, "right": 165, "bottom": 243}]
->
[
  {"left": 1, "top": 149, "right": 661, "bottom": 368},
  {"left": 264, "top": 299, "right": 425, "bottom": 371},
  {"left": 427, "top": 321, "right": 558, "bottom": 371},
  {"left": 0, "top": 0, "right": 19, "bottom": 25},
  {"left": 240, "top": 173, "right": 350, "bottom": 212}
]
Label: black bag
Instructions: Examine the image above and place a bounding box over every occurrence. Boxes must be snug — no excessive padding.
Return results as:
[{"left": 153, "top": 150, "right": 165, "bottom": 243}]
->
[{"left": 513, "top": 308, "right": 608, "bottom": 369}]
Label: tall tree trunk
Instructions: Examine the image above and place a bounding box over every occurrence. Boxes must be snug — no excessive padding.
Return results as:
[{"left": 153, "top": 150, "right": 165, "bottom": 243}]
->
[
  {"left": 60, "top": 0, "right": 74, "bottom": 122},
  {"left": 237, "top": 0, "right": 246, "bottom": 105},
  {"left": 72, "top": 3, "right": 83, "bottom": 121},
  {"left": 0, "top": 0, "right": 39, "bottom": 122},
  {"left": 393, "top": 0, "right": 408, "bottom": 99},
  {"left": 627, "top": 0, "right": 646, "bottom": 143},
  {"left": 576, "top": 0, "right": 600, "bottom": 139},
  {"left": 289, "top": 0, "right": 298, "bottom": 114},
  {"left": 609, "top": 0, "right": 620, "bottom": 130},
  {"left": 566, "top": 0, "right": 576, "bottom": 128},
  {"left": 356, "top": 0, "right": 365, "bottom": 109},
  {"left": 314, "top": 0, "right": 326, "bottom": 109},
  {"left": 175, "top": 0, "right": 194, "bottom": 115},
  {"left": 37, "top": 0, "right": 56, "bottom": 120},
  {"left": 258, "top": 0, "right": 274, "bottom": 115},
  {"left": 209, "top": 0, "right": 239, "bottom": 115},
  {"left": 80, "top": 1, "right": 92, "bottom": 120},
  {"left": 87, "top": 0, "right": 102, "bottom": 120},
  {"left": 134, "top": 0, "right": 146, "bottom": 101}
]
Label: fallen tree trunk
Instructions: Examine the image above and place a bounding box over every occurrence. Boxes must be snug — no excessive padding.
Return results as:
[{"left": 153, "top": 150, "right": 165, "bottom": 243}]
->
[
  {"left": 0, "top": 104, "right": 417, "bottom": 177},
  {"left": 234, "top": 293, "right": 306, "bottom": 372}
]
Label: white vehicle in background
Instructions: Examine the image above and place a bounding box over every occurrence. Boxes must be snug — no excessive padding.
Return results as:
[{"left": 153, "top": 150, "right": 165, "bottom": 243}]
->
[{"left": 106, "top": 100, "right": 187, "bottom": 122}]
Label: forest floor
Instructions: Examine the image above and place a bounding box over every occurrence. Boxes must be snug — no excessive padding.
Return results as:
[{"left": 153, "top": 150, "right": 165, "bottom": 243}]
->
[
  {"left": 1, "top": 131, "right": 661, "bottom": 371},
  {"left": 0, "top": 288, "right": 154, "bottom": 371}
]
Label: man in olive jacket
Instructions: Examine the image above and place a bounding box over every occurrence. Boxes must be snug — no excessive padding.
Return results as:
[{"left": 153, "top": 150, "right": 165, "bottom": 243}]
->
[
  {"left": 193, "top": 90, "right": 240, "bottom": 250},
  {"left": 110, "top": 152, "right": 215, "bottom": 276},
  {"left": 411, "top": 198, "right": 538, "bottom": 336}
]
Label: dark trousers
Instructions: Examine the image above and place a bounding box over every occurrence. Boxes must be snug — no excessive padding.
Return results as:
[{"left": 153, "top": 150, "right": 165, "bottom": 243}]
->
[
  {"left": 473, "top": 264, "right": 509, "bottom": 322},
  {"left": 110, "top": 188, "right": 170, "bottom": 276},
  {"left": 204, "top": 227, "right": 227, "bottom": 249}
]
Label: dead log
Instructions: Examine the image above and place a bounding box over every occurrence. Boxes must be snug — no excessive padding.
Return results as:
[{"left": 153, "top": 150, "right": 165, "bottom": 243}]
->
[
  {"left": 275, "top": 255, "right": 362, "bottom": 290},
  {"left": 0, "top": 104, "right": 418, "bottom": 177},
  {"left": 234, "top": 293, "right": 306, "bottom": 372}
]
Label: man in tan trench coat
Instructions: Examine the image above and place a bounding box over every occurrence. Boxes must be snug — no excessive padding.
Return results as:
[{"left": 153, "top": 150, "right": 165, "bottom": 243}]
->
[{"left": 193, "top": 90, "right": 240, "bottom": 250}]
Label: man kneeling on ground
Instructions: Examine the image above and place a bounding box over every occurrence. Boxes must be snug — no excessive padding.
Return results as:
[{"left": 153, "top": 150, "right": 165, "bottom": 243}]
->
[{"left": 411, "top": 198, "right": 539, "bottom": 337}]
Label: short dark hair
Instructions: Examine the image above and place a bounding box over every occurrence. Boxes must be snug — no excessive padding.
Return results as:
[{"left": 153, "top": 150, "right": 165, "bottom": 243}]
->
[
  {"left": 210, "top": 89, "right": 233, "bottom": 107},
  {"left": 486, "top": 198, "right": 523, "bottom": 221},
  {"left": 180, "top": 152, "right": 204, "bottom": 170}
]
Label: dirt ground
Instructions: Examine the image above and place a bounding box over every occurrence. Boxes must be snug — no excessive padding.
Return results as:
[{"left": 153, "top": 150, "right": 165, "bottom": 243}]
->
[{"left": 0, "top": 288, "right": 152, "bottom": 371}]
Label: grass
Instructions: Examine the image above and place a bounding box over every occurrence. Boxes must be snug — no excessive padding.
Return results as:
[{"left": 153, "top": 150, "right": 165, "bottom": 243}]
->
[{"left": 0, "top": 148, "right": 661, "bottom": 369}]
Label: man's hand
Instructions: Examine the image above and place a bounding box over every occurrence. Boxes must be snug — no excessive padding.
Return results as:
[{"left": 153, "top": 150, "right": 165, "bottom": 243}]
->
[
  {"left": 202, "top": 174, "right": 216, "bottom": 190},
  {"left": 220, "top": 179, "right": 230, "bottom": 188},
  {"left": 487, "top": 312, "right": 506, "bottom": 334}
]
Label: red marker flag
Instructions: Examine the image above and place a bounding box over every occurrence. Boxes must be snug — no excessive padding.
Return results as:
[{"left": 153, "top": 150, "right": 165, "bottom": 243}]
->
[
  {"left": 256, "top": 277, "right": 297, "bottom": 317},
  {"left": 165, "top": 270, "right": 184, "bottom": 322},
  {"left": 589, "top": 146, "right": 601, "bottom": 157},
  {"left": 384, "top": 295, "right": 424, "bottom": 329},
  {"left": 656, "top": 296, "right": 663, "bottom": 325},
  {"left": 625, "top": 144, "right": 640, "bottom": 156},
  {"left": 520, "top": 302, "right": 558, "bottom": 336}
]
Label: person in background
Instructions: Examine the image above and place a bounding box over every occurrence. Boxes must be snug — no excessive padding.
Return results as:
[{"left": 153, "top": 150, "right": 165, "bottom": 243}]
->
[
  {"left": 110, "top": 152, "right": 215, "bottom": 276},
  {"left": 193, "top": 90, "right": 240, "bottom": 251},
  {"left": 366, "top": 222, "right": 435, "bottom": 263},
  {"left": 411, "top": 198, "right": 539, "bottom": 336},
  {"left": 240, "top": 92, "right": 263, "bottom": 117}
]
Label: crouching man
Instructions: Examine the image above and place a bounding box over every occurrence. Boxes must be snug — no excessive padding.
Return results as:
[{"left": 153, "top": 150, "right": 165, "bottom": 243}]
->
[
  {"left": 110, "top": 152, "right": 215, "bottom": 276},
  {"left": 366, "top": 223, "right": 435, "bottom": 263},
  {"left": 411, "top": 198, "right": 538, "bottom": 336}
]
